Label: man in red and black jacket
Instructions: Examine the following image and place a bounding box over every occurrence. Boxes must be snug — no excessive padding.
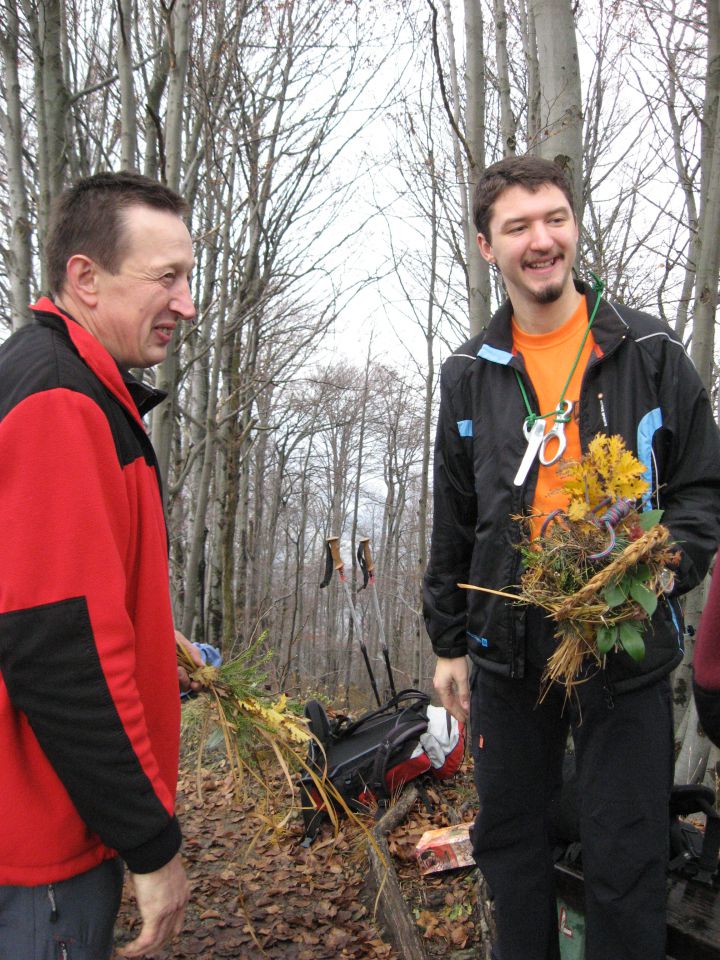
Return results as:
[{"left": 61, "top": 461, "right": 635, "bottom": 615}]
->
[{"left": 0, "top": 172, "right": 197, "bottom": 959}]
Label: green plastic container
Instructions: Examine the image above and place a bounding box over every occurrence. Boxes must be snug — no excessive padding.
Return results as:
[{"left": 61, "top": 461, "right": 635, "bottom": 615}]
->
[{"left": 557, "top": 897, "right": 586, "bottom": 959}]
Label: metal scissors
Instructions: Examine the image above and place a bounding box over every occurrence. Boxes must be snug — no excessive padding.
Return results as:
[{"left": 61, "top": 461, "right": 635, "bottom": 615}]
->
[{"left": 523, "top": 399, "right": 574, "bottom": 467}]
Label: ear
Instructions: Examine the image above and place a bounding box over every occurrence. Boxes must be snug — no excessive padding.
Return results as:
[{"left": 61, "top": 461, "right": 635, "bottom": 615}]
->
[
  {"left": 63, "top": 255, "right": 100, "bottom": 308},
  {"left": 477, "top": 232, "right": 495, "bottom": 265}
]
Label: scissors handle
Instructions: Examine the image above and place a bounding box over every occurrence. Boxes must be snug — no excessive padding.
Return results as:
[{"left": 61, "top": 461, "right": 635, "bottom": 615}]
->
[
  {"left": 538, "top": 400, "right": 573, "bottom": 466},
  {"left": 516, "top": 418, "right": 547, "bottom": 486}
]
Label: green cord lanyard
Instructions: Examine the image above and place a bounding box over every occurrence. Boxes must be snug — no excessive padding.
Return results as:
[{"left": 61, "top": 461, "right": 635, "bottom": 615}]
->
[{"left": 513, "top": 273, "right": 606, "bottom": 428}]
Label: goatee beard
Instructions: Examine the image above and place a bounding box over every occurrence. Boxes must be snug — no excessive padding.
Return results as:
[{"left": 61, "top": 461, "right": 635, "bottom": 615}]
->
[{"left": 533, "top": 282, "right": 564, "bottom": 305}]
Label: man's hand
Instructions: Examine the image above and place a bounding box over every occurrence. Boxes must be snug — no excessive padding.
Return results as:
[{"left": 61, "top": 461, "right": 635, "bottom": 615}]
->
[
  {"left": 117, "top": 852, "right": 190, "bottom": 958},
  {"left": 175, "top": 629, "right": 203, "bottom": 694},
  {"left": 433, "top": 656, "right": 470, "bottom": 724}
]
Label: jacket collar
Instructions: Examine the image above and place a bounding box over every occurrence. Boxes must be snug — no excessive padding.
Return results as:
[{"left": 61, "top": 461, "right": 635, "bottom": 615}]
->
[
  {"left": 118, "top": 368, "right": 168, "bottom": 418},
  {"left": 482, "top": 278, "right": 630, "bottom": 360},
  {"left": 30, "top": 296, "right": 167, "bottom": 423}
]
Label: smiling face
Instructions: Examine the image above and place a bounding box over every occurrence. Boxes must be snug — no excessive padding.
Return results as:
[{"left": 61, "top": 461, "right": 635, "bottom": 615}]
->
[
  {"left": 82, "top": 204, "right": 196, "bottom": 368},
  {"left": 477, "top": 183, "right": 579, "bottom": 316}
]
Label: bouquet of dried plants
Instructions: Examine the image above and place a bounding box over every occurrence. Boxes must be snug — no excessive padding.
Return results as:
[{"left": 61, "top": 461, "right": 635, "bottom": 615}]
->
[
  {"left": 463, "top": 435, "right": 678, "bottom": 698},
  {"left": 177, "top": 636, "right": 373, "bottom": 840},
  {"left": 177, "top": 636, "right": 343, "bottom": 834}
]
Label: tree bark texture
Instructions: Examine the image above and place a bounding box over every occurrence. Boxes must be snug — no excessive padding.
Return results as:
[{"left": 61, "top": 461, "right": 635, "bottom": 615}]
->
[
  {"left": 690, "top": 0, "right": 720, "bottom": 390},
  {"left": 528, "top": 0, "right": 583, "bottom": 217}
]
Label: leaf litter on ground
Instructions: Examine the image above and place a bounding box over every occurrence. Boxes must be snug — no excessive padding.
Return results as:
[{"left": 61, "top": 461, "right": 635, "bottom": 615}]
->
[{"left": 114, "top": 753, "right": 482, "bottom": 959}]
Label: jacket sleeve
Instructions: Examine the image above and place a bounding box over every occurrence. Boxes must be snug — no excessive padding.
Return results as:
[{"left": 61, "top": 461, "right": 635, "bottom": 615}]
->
[
  {"left": 693, "top": 557, "right": 720, "bottom": 746},
  {"left": 0, "top": 387, "right": 181, "bottom": 873},
  {"left": 655, "top": 344, "right": 720, "bottom": 594},
  {"left": 423, "top": 358, "right": 477, "bottom": 658}
]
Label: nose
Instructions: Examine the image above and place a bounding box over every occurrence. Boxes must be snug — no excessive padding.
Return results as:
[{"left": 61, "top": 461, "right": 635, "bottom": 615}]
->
[
  {"left": 528, "top": 221, "right": 553, "bottom": 249},
  {"left": 171, "top": 278, "right": 196, "bottom": 321}
]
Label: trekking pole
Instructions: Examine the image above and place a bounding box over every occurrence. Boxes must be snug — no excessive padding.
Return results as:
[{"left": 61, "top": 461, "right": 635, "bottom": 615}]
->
[
  {"left": 322, "top": 536, "right": 382, "bottom": 708},
  {"left": 357, "top": 537, "right": 398, "bottom": 702}
]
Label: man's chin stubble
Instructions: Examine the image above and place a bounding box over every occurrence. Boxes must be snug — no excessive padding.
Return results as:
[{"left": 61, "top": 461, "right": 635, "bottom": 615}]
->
[{"left": 532, "top": 283, "right": 564, "bottom": 305}]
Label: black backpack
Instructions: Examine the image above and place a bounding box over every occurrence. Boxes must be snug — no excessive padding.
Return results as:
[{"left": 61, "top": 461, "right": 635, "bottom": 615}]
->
[
  {"left": 551, "top": 755, "right": 720, "bottom": 885},
  {"left": 298, "top": 689, "right": 465, "bottom": 845},
  {"left": 667, "top": 784, "right": 720, "bottom": 885}
]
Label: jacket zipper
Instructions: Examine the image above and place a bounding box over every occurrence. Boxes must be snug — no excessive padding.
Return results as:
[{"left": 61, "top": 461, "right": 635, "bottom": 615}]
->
[
  {"left": 508, "top": 356, "right": 540, "bottom": 678},
  {"left": 602, "top": 668, "right": 616, "bottom": 710},
  {"left": 47, "top": 883, "right": 58, "bottom": 922},
  {"left": 576, "top": 330, "right": 627, "bottom": 449}
]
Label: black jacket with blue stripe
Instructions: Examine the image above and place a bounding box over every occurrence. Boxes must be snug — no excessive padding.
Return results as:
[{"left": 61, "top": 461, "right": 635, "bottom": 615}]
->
[{"left": 423, "top": 281, "right": 720, "bottom": 692}]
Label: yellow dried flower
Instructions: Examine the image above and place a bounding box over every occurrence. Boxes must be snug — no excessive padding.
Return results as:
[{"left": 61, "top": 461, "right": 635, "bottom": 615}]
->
[
  {"left": 560, "top": 434, "right": 649, "bottom": 520},
  {"left": 238, "top": 694, "right": 312, "bottom": 745}
]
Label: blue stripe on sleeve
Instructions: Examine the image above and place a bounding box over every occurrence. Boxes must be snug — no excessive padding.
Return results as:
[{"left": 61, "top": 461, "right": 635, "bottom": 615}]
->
[{"left": 637, "top": 407, "right": 662, "bottom": 509}]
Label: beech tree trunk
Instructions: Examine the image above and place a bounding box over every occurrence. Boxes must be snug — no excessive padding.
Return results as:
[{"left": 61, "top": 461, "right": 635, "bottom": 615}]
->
[
  {"left": 116, "top": 0, "right": 138, "bottom": 170},
  {"left": 494, "top": 0, "right": 517, "bottom": 157},
  {"left": 151, "top": 0, "right": 191, "bottom": 488},
  {"left": 690, "top": 0, "right": 720, "bottom": 389},
  {"left": 463, "top": 0, "right": 491, "bottom": 333},
  {"left": 0, "top": 0, "right": 33, "bottom": 327},
  {"left": 528, "top": 0, "right": 583, "bottom": 216}
]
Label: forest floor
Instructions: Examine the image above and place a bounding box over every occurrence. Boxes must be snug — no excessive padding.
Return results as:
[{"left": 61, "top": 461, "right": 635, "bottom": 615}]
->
[{"left": 113, "top": 746, "right": 485, "bottom": 959}]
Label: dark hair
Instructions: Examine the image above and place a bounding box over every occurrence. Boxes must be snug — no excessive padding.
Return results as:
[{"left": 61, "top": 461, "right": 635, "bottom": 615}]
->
[
  {"left": 472, "top": 156, "right": 576, "bottom": 240},
  {"left": 45, "top": 171, "right": 189, "bottom": 294}
]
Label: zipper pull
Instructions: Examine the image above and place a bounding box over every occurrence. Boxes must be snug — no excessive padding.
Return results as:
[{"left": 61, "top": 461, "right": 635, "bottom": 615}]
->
[
  {"left": 47, "top": 883, "right": 58, "bottom": 922},
  {"left": 597, "top": 392, "right": 608, "bottom": 429},
  {"left": 58, "top": 943, "right": 69, "bottom": 960},
  {"left": 602, "top": 672, "right": 615, "bottom": 710}
]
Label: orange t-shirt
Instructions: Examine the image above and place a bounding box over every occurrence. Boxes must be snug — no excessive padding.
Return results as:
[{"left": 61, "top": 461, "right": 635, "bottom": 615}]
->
[{"left": 512, "top": 299, "right": 597, "bottom": 536}]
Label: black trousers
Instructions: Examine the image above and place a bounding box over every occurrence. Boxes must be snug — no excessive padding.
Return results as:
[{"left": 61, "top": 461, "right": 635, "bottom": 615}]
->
[
  {"left": 470, "top": 662, "right": 673, "bottom": 960},
  {"left": 0, "top": 858, "right": 124, "bottom": 960}
]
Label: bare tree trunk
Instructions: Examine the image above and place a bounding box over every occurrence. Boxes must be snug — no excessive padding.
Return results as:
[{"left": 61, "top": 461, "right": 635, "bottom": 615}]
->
[
  {"left": 493, "top": 0, "right": 517, "bottom": 157},
  {"left": 151, "top": 0, "right": 191, "bottom": 488},
  {"left": 116, "top": 0, "right": 138, "bottom": 170},
  {"left": 463, "top": 0, "right": 491, "bottom": 333},
  {"left": 690, "top": 0, "right": 720, "bottom": 389},
  {"left": 415, "top": 161, "right": 439, "bottom": 686},
  {"left": 519, "top": 0, "right": 541, "bottom": 146},
  {"left": 528, "top": 0, "right": 583, "bottom": 216},
  {"left": 180, "top": 193, "right": 233, "bottom": 639},
  {"left": 676, "top": 697, "right": 711, "bottom": 784},
  {"left": 142, "top": 37, "right": 169, "bottom": 178},
  {"left": 347, "top": 348, "right": 371, "bottom": 679},
  {"left": 21, "top": 0, "right": 69, "bottom": 285},
  {"left": 286, "top": 443, "right": 313, "bottom": 687},
  {"left": 0, "top": 0, "right": 33, "bottom": 327},
  {"left": 40, "top": 0, "right": 69, "bottom": 205},
  {"left": 660, "top": 29, "right": 700, "bottom": 340}
]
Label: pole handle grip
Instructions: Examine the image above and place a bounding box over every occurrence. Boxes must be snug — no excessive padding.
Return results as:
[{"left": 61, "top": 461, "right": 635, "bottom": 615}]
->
[
  {"left": 327, "top": 536, "right": 344, "bottom": 572},
  {"left": 358, "top": 536, "right": 375, "bottom": 574}
]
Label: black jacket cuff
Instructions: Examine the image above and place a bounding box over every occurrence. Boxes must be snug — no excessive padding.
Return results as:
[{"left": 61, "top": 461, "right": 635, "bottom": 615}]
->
[{"left": 119, "top": 814, "right": 182, "bottom": 874}]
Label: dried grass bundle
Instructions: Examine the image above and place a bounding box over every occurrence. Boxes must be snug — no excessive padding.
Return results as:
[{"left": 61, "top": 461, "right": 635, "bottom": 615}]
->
[{"left": 176, "top": 636, "right": 376, "bottom": 842}]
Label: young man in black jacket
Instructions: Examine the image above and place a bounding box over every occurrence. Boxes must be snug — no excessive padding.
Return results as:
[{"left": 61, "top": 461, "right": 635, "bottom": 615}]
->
[{"left": 424, "top": 155, "right": 720, "bottom": 960}]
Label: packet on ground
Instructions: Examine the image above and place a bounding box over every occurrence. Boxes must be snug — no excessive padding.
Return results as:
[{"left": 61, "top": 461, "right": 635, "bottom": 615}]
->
[{"left": 415, "top": 823, "right": 475, "bottom": 875}]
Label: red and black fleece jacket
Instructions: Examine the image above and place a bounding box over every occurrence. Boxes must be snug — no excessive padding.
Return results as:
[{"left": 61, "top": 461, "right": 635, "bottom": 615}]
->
[
  {"left": 694, "top": 555, "right": 720, "bottom": 747},
  {"left": 0, "top": 298, "right": 182, "bottom": 886}
]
